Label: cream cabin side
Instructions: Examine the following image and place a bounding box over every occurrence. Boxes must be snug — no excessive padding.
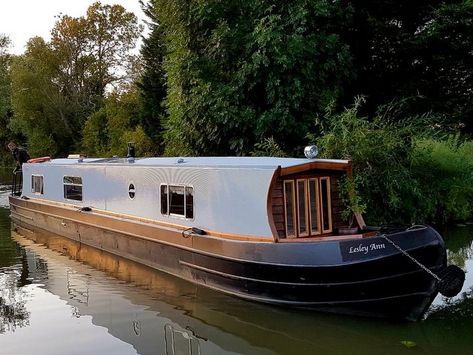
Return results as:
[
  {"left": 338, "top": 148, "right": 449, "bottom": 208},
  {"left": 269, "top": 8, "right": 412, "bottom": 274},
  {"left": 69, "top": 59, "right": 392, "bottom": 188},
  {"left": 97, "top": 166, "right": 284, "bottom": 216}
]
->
[{"left": 20, "top": 160, "right": 277, "bottom": 239}]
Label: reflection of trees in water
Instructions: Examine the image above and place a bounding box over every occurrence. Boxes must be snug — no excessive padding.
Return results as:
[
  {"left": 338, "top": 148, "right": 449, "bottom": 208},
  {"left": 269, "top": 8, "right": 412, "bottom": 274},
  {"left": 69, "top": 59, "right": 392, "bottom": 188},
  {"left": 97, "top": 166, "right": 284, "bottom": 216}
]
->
[
  {"left": 444, "top": 226, "right": 473, "bottom": 269},
  {"left": 447, "top": 247, "right": 472, "bottom": 269},
  {"left": 0, "top": 228, "right": 31, "bottom": 333},
  {"left": 0, "top": 266, "right": 31, "bottom": 333},
  {"left": 429, "top": 286, "right": 473, "bottom": 321}
]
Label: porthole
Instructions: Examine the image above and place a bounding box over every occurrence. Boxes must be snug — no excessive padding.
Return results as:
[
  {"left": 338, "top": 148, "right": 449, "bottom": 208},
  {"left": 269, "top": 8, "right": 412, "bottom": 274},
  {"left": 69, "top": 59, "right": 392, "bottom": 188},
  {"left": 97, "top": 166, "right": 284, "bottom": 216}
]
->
[{"left": 128, "top": 183, "right": 136, "bottom": 199}]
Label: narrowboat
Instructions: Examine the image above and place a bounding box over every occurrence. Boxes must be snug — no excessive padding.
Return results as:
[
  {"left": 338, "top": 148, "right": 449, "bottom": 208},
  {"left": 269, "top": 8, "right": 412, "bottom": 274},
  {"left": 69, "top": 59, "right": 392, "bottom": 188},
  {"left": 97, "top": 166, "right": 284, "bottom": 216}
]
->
[{"left": 8, "top": 147, "right": 465, "bottom": 321}]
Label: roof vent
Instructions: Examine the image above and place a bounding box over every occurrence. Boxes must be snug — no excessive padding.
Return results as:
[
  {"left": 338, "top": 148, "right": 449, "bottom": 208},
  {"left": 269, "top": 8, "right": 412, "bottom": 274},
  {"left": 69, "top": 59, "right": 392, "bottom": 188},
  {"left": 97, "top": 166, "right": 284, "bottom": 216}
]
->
[
  {"left": 177, "top": 158, "right": 185, "bottom": 164},
  {"left": 304, "top": 145, "right": 318, "bottom": 159}
]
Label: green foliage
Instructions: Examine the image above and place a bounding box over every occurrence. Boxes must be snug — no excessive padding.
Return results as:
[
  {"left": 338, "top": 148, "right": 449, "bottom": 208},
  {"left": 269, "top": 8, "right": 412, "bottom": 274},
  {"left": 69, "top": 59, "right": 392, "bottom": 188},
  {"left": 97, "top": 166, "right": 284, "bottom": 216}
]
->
[
  {"left": 313, "top": 98, "right": 425, "bottom": 224},
  {"left": 9, "top": 2, "right": 141, "bottom": 158},
  {"left": 143, "top": 0, "right": 352, "bottom": 156},
  {"left": 82, "top": 87, "right": 156, "bottom": 157},
  {"left": 315, "top": 99, "right": 473, "bottom": 224},
  {"left": 0, "top": 34, "right": 13, "bottom": 164},
  {"left": 137, "top": 0, "right": 167, "bottom": 152},
  {"left": 412, "top": 136, "right": 473, "bottom": 224},
  {"left": 10, "top": 38, "right": 63, "bottom": 156},
  {"left": 340, "top": 0, "right": 473, "bottom": 132},
  {"left": 251, "top": 137, "right": 286, "bottom": 157},
  {"left": 413, "top": 1, "right": 473, "bottom": 130},
  {"left": 338, "top": 176, "right": 367, "bottom": 225}
]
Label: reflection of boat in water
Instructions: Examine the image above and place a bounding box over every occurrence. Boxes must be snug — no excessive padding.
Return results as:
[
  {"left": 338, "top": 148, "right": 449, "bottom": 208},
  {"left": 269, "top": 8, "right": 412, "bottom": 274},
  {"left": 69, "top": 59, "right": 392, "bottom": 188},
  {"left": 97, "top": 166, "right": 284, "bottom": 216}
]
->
[
  {"left": 8, "top": 228, "right": 473, "bottom": 355},
  {"left": 12, "top": 230, "right": 269, "bottom": 355},
  {"left": 8, "top": 149, "right": 464, "bottom": 320}
]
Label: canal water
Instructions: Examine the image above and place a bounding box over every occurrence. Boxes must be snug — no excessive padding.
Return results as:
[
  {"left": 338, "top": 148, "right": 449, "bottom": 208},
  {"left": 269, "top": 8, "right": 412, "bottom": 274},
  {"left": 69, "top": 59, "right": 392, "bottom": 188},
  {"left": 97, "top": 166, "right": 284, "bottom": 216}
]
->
[{"left": 1, "top": 168, "right": 473, "bottom": 355}]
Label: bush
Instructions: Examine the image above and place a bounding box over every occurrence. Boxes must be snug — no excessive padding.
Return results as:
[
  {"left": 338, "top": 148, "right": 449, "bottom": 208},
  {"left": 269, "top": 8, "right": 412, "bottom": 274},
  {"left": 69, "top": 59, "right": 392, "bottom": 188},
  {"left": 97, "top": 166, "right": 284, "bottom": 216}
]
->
[
  {"left": 310, "top": 98, "right": 423, "bottom": 224},
  {"left": 412, "top": 136, "right": 473, "bottom": 224},
  {"left": 311, "top": 99, "right": 473, "bottom": 225}
]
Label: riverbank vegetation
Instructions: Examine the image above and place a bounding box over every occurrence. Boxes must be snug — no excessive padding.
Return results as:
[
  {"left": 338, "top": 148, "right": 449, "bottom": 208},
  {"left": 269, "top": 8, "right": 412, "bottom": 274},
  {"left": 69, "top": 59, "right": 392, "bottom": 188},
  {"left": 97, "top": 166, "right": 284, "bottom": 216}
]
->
[{"left": 0, "top": 1, "right": 472, "bottom": 224}]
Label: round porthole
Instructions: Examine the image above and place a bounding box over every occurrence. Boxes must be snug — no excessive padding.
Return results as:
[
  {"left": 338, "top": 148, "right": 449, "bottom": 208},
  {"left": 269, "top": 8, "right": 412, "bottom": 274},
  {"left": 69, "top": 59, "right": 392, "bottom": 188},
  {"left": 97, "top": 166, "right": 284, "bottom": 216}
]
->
[{"left": 128, "top": 183, "right": 136, "bottom": 199}]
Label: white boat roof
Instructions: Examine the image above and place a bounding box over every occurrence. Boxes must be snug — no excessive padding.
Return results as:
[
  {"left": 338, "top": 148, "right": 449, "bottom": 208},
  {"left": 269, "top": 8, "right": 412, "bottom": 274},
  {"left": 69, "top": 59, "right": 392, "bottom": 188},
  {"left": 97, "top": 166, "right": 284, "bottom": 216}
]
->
[{"left": 34, "top": 156, "right": 350, "bottom": 169}]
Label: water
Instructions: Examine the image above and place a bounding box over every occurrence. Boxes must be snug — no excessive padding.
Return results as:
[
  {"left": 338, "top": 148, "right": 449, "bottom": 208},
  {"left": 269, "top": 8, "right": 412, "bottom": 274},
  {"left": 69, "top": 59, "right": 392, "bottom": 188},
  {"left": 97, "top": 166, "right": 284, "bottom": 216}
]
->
[{"left": 1, "top": 177, "right": 473, "bottom": 354}]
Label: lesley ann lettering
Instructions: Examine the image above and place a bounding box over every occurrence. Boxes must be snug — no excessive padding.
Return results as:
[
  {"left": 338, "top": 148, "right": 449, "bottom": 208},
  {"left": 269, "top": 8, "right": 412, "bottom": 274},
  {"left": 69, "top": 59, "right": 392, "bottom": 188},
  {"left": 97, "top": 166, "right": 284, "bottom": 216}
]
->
[{"left": 349, "top": 243, "right": 386, "bottom": 255}]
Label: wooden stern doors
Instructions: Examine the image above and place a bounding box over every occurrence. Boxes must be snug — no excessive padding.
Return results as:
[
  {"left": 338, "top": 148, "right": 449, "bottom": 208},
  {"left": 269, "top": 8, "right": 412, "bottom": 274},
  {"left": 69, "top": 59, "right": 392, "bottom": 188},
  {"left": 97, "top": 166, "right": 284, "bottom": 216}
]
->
[{"left": 283, "top": 177, "right": 332, "bottom": 238}]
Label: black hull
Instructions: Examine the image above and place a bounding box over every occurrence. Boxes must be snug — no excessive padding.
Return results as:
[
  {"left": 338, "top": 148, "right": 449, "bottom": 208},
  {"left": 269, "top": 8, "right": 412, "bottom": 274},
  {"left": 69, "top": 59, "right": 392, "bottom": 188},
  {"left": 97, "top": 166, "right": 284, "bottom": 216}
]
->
[
  {"left": 182, "top": 229, "right": 445, "bottom": 321},
  {"left": 9, "top": 197, "right": 446, "bottom": 321}
]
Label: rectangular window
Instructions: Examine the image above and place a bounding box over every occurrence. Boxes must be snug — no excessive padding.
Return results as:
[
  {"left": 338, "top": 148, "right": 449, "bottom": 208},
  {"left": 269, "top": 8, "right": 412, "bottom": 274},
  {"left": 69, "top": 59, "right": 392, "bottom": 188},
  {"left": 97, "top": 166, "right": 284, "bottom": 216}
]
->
[
  {"left": 31, "top": 175, "right": 43, "bottom": 194},
  {"left": 185, "top": 187, "right": 194, "bottom": 219},
  {"left": 283, "top": 180, "right": 296, "bottom": 238},
  {"left": 160, "top": 185, "right": 168, "bottom": 215},
  {"left": 297, "top": 179, "right": 309, "bottom": 237},
  {"left": 309, "top": 178, "right": 321, "bottom": 235},
  {"left": 320, "top": 177, "right": 332, "bottom": 233},
  {"left": 161, "top": 184, "right": 194, "bottom": 219},
  {"left": 169, "top": 185, "right": 185, "bottom": 216},
  {"left": 64, "top": 176, "right": 82, "bottom": 201}
]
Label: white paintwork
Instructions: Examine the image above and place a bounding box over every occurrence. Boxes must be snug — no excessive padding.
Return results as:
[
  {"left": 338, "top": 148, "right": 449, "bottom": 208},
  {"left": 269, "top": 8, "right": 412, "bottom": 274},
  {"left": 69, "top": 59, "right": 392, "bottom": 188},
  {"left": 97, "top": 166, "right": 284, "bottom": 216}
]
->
[
  {"left": 21, "top": 157, "right": 349, "bottom": 239},
  {"left": 48, "top": 156, "right": 349, "bottom": 168}
]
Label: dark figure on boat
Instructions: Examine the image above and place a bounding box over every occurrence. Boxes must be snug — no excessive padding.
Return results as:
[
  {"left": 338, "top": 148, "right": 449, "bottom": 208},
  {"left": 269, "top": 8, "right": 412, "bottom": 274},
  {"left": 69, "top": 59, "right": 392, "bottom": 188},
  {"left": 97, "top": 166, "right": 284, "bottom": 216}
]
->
[{"left": 7, "top": 142, "right": 30, "bottom": 172}]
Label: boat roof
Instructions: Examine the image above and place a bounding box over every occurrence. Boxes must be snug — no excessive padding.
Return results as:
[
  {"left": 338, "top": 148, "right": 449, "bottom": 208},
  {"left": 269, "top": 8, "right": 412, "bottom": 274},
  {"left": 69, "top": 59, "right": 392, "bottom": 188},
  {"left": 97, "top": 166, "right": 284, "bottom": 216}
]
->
[{"left": 32, "top": 156, "right": 350, "bottom": 170}]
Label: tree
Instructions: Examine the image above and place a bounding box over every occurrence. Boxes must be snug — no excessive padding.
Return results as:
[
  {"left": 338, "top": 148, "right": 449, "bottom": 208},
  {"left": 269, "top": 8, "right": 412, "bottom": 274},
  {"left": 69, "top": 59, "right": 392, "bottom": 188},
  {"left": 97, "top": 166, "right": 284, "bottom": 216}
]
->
[
  {"left": 137, "top": 0, "right": 168, "bottom": 151},
  {"left": 82, "top": 86, "right": 155, "bottom": 157},
  {"left": 0, "top": 34, "right": 10, "bottom": 121},
  {"left": 83, "top": 2, "right": 143, "bottom": 94},
  {"left": 141, "top": 0, "right": 352, "bottom": 156},
  {"left": 415, "top": 1, "right": 473, "bottom": 132},
  {"left": 9, "top": 2, "right": 142, "bottom": 157},
  {"left": 0, "top": 34, "right": 13, "bottom": 164},
  {"left": 339, "top": 0, "right": 473, "bottom": 131},
  {"left": 10, "top": 38, "right": 66, "bottom": 156}
]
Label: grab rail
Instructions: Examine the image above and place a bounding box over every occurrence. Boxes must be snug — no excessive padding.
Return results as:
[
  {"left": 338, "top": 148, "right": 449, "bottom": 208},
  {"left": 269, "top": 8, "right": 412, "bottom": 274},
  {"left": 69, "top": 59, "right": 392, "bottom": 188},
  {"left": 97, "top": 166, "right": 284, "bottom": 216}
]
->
[{"left": 11, "top": 170, "right": 23, "bottom": 196}]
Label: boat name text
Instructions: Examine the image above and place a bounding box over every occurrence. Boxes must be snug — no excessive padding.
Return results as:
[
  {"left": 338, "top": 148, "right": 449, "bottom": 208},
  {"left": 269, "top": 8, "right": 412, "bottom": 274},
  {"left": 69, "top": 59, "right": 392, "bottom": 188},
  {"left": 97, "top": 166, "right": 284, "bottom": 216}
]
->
[{"left": 348, "top": 243, "right": 386, "bottom": 255}]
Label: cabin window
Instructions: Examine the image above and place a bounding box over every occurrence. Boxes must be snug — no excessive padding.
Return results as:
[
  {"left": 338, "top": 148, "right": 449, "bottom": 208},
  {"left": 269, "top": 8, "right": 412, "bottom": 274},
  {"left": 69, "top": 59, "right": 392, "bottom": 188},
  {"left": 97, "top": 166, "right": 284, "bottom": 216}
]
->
[
  {"left": 283, "top": 177, "right": 332, "bottom": 237},
  {"left": 308, "top": 178, "right": 321, "bottom": 235},
  {"left": 169, "top": 186, "right": 185, "bottom": 216},
  {"left": 160, "top": 184, "right": 194, "bottom": 219},
  {"left": 64, "top": 176, "right": 82, "bottom": 201},
  {"left": 161, "top": 185, "right": 168, "bottom": 215},
  {"left": 31, "top": 175, "right": 43, "bottom": 194},
  {"left": 283, "top": 181, "right": 296, "bottom": 238},
  {"left": 320, "top": 177, "right": 332, "bottom": 233},
  {"left": 185, "top": 187, "right": 194, "bottom": 219},
  {"left": 297, "top": 179, "right": 309, "bottom": 237}
]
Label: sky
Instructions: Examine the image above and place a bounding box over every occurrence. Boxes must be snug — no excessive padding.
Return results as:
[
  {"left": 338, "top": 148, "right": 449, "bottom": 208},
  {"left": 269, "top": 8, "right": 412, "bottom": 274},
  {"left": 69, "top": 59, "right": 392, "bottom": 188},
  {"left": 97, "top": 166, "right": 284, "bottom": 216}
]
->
[{"left": 0, "top": 0, "right": 146, "bottom": 55}]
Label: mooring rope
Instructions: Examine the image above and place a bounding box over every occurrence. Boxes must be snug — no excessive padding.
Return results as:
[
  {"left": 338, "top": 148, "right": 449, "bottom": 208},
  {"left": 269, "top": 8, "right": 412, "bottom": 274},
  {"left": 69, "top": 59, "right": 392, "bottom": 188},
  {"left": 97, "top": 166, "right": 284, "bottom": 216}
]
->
[{"left": 379, "top": 233, "right": 441, "bottom": 282}]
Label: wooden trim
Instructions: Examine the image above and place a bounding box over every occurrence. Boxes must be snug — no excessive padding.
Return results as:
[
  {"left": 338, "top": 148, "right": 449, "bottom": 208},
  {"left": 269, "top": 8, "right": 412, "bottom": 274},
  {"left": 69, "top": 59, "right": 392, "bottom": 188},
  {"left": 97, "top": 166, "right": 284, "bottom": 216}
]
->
[
  {"left": 266, "top": 167, "right": 281, "bottom": 242},
  {"left": 277, "top": 232, "right": 374, "bottom": 243},
  {"left": 283, "top": 180, "right": 297, "bottom": 238},
  {"left": 346, "top": 161, "right": 353, "bottom": 179},
  {"left": 280, "top": 161, "right": 351, "bottom": 177},
  {"left": 308, "top": 178, "right": 321, "bottom": 235},
  {"left": 320, "top": 177, "right": 333, "bottom": 234}
]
